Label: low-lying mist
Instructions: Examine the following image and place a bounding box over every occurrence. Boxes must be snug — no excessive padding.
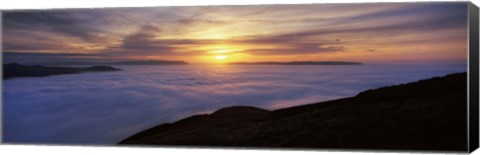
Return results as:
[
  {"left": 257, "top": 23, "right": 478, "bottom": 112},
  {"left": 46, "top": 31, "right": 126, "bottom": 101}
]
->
[{"left": 2, "top": 63, "right": 466, "bottom": 144}]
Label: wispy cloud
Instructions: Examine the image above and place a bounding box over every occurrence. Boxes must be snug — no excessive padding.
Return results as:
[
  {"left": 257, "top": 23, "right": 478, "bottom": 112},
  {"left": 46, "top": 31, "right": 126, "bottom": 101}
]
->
[
  {"left": 3, "top": 11, "right": 111, "bottom": 42},
  {"left": 2, "top": 2, "right": 469, "bottom": 63}
]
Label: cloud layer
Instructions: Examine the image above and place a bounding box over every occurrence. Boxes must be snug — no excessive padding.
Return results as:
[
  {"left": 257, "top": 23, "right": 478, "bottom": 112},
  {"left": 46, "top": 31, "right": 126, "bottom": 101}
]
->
[{"left": 3, "top": 63, "right": 466, "bottom": 144}]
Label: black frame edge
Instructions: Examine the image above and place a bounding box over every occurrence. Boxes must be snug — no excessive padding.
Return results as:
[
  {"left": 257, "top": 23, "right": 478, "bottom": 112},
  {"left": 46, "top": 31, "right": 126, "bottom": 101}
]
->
[{"left": 469, "top": 1, "right": 479, "bottom": 153}]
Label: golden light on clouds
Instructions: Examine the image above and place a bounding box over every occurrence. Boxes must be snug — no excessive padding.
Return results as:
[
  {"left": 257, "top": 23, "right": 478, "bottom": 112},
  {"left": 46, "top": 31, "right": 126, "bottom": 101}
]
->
[
  {"left": 2, "top": 3, "right": 468, "bottom": 64},
  {"left": 211, "top": 49, "right": 231, "bottom": 54}
]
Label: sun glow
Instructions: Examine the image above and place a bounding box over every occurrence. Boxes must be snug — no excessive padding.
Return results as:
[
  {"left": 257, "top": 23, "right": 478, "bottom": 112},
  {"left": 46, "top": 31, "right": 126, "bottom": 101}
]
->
[
  {"left": 214, "top": 55, "right": 227, "bottom": 60},
  {"left": 211, "top": 49, "right": 231, "bottom": 54}
]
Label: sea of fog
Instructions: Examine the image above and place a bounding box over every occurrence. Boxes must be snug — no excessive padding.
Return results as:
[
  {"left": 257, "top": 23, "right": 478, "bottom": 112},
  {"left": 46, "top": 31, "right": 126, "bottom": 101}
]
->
[{"left": 3, "top": 63, "right": 466, "bottom": 145}]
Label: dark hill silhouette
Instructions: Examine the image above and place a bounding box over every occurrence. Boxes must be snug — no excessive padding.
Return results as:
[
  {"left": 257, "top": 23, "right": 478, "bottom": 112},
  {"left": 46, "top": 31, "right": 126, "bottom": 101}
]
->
[
  {"left": 229, "top": 61, "right": 362, "bottom": 65},
  {"left": 3, "top": 63, "right": 121, "bottom": 79},
  {"left": 120, "top": 73, "right": 467, "bottom": 151},
  {"left": 111, "top": 60, "right": 188, "bottom": 65},
  {"left": 39, "top": 60, "right": 188, "bottom": 66}
]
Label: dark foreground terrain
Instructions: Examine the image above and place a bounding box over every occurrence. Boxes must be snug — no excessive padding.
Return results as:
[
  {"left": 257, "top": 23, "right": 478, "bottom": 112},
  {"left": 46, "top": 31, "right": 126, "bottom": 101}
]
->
[
  {"left": 3, "top": 63, "right": 121, "bottom": 79},
  {"left": 120, "top": 73, "right": 467, "bottom": 151}
]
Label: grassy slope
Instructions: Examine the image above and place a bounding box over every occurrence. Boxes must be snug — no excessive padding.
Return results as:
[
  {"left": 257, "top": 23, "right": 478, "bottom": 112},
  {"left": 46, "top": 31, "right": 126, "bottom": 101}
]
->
[{"left": 120, "top": 73, "right": 467, "bottom": 151}]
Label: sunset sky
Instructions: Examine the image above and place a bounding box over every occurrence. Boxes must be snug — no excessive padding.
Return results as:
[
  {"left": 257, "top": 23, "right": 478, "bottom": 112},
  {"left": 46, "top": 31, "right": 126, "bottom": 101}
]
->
[{"left": 2, "top": 2, "right": 469, "bottom": 64}]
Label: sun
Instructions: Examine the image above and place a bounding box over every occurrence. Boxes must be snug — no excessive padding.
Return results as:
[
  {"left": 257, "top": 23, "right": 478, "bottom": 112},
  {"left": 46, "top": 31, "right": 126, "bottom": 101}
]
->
[{"left": 214, "top": 55, "right": 227, "bottom": 60}]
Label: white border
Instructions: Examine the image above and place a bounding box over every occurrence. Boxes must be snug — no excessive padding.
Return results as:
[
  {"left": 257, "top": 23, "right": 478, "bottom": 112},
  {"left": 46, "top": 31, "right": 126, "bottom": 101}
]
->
[{"left": 0, "top": 0, "right": 479, "bottom": 155}]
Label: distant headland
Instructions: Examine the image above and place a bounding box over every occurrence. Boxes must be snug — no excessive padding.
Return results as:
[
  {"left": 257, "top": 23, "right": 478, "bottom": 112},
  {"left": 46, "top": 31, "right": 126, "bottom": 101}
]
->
[
  {"left": 3, "top": 63, "right": 121, "bottom": 79},
  {"left": 228, "top": 61, "right": 362, "bottom": 65},
  {"left": 110, "top": 60, "right": 188, "bottom": 65},
  {"left": 42, "top": 60, "right": 189, "bottom": 66}
]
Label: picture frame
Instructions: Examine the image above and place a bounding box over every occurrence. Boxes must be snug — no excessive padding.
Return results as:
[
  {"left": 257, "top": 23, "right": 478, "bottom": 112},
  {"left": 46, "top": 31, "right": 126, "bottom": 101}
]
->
[{"left": 2, "top": 2, "right": 478, "bottom": 154}]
